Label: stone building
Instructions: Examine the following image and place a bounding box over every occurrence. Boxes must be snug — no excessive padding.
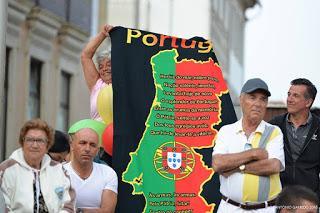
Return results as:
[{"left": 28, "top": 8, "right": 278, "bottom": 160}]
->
[{"left": 1, "top": 0, "right": 92, "bottom": 159}]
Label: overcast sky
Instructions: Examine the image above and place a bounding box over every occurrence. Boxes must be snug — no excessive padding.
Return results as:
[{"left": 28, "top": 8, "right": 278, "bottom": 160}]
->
[{"left": 245, "top": 0, "right": 320, "bottom": 108}]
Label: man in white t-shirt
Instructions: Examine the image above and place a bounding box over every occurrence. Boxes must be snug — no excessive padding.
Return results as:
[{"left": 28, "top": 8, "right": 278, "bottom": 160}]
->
[{"left": 64, "top": 119, "right": 118, "bottom": 213}]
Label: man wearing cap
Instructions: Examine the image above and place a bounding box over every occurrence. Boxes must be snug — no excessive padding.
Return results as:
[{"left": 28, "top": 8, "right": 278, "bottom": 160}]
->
[
  {"left": 63, "top": 119, "right": 118, "bottom": 213},
  {"left": 212, "top": 78, "right": 285, "bottom": 212},
  {"left": 269, "top": 78, "right": 320, "bottom": 200}
]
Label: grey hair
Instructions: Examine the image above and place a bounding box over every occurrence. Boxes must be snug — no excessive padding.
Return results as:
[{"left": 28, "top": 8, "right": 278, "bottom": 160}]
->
[{"left": 96, "top": 50, "right": 111, "bottom": 65}]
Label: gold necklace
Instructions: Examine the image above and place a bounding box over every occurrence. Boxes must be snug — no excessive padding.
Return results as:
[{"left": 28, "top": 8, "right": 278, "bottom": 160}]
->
[{"left": 71, "top": 163, "right": 93, "bottom": 180}]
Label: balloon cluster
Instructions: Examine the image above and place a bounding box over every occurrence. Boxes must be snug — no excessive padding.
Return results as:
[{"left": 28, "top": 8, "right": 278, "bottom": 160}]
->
[{"left": 97, "top": 84, "right": 114, "bottom": 156}]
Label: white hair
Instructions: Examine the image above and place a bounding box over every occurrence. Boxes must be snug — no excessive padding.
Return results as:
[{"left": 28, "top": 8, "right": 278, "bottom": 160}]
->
[{"left": 96, "top": 50, "right": 111, "bottom": 65}]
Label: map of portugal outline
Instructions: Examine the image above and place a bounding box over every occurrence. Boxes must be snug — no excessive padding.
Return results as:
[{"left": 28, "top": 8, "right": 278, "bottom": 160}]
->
[{"left": 123, "top": 49, "right": 228, "bottom": 213}]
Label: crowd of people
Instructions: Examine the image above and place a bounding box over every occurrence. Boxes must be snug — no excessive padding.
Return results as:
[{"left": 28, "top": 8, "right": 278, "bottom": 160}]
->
[
  {"left": 0, "top": 24, "right": 319, "bottom": 212},
  {"left": 0, "top": 24, "right": 116, "bottom": 213}
]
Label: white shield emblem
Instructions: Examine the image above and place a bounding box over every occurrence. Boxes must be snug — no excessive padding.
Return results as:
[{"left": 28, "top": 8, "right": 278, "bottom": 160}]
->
[{"left": 167, "top": 152, "right": 182, "bottom": 170}]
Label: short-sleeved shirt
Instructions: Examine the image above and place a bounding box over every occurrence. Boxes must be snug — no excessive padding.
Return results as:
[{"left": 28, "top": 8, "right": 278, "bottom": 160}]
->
[
  {"left": 212, "top": 119, "right": 285, "bottom": 204},
  {"left": 90, "top": 78, "right": 107, "bottom": 122},
  {"left": 64, "top": 162, "right": 118, "bottom": 208}
]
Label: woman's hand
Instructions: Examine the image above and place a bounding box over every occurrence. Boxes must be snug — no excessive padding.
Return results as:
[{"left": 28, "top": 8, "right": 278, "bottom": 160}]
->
[
  {"left": 101, "top": 25, "right": 113, "bottom": 37},
  {"left": 82, "top": 24, "right": 113, "bottom": 90}
]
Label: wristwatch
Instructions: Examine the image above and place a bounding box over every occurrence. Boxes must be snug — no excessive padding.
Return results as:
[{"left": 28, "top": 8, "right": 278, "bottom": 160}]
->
[{"left": 239, "top": 164, "right": 246, "bottom": 172}]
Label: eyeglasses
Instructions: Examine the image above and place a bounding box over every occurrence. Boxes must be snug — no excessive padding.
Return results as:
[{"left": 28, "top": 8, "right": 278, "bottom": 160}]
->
[{"left": 24, "top": 137, "right": 48, "bottom": 145}]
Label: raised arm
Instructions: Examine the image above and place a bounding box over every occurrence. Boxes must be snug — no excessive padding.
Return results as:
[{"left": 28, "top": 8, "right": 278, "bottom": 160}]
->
[{"left": 81, "top": 24, "right": 113, "bottom": 91}]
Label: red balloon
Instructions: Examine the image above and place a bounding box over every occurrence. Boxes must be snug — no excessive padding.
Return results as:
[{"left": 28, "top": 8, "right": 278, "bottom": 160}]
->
[{"left": 102, "top": 123, "right": 113, "bottom": 156}]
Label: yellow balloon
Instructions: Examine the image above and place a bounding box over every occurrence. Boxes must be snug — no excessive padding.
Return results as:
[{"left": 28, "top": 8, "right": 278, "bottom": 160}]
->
[{"left": 97, "top": 84, "right": 113, "bottom": 125}]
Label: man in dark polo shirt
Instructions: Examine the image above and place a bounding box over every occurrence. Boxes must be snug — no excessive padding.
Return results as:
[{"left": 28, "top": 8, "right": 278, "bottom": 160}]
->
[{"left": 270, "top": 78, "right": 320, "bottom": 200}]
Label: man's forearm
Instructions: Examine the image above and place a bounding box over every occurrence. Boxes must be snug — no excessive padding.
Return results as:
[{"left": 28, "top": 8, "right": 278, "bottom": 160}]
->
[
  {"left": 212, "top": 153, "right": 251, "bottom": 172},
  {"left": 212, "top": 148, "right": 268, "bottom": 173},
  {"left": 244, "top": 158, "right": 281, "bottom": 176},
  {"left": 221, "top": 167, "right": 239, "bottom": 178}
]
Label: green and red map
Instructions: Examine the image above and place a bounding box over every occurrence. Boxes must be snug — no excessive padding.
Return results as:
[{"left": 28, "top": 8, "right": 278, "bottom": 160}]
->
[
  {"left": 110, "top": 27, "right": 237, "bottom": 213},
  {"left": 122, "top": 49, "right": 228, "bottom": 212}
]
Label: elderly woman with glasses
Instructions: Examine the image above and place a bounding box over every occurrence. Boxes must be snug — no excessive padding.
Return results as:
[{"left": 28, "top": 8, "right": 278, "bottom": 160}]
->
[{"left": 0, "top": 118, "right": 75, "bottom": 212}]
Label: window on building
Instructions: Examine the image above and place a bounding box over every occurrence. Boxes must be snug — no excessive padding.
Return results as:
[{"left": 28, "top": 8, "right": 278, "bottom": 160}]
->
[
  {"left": 57, "top": 71, "right": 71, "bottom": 131},
  {"left": 2, "top": 47, "right": 10, "bottom": 159},
  {"left": 28, "top": 58, "right": 42, "bottom": 120}
]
